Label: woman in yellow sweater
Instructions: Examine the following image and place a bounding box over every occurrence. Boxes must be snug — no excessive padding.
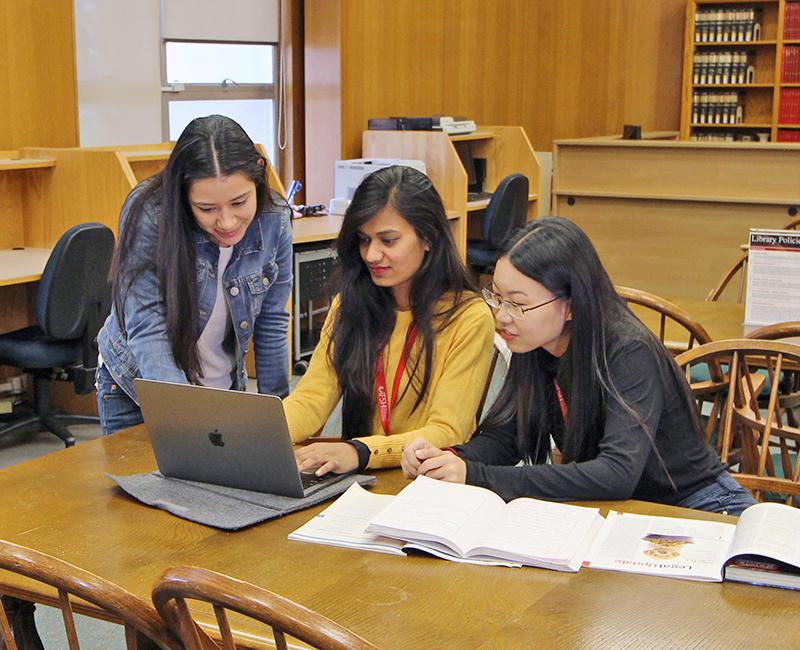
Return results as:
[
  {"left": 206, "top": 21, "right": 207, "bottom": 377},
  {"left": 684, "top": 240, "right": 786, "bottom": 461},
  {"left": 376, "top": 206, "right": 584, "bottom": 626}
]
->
[{"left": 286, "top": 165, "right": 495, "bottom": 476}]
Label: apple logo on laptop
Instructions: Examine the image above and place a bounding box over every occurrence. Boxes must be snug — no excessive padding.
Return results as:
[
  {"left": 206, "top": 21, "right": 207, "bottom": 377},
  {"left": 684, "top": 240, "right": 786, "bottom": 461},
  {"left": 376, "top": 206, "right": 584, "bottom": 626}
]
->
[{"left": 208, "top": 429, "right": 225, "bottom": 447}]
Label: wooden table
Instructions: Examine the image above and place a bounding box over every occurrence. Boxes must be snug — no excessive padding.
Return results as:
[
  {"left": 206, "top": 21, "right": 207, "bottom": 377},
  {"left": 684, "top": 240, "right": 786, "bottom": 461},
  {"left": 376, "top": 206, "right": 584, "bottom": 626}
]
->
[
  {"left": 291, "top": 214, "right": 344, "bottom": 245},
  {"left": 0, "top": 248, "right": 51, "bottom": 287},
  {"left": 0, "top": 427, "right": 798, "bottom": 648}
]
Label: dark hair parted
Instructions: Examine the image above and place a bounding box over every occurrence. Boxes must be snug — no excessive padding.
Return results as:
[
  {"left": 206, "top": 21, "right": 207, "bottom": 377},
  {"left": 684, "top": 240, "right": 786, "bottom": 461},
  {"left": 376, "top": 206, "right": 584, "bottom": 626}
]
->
[
  {"left": 329, "top": 165, "right": 479, "bottom": 438},
  {"left": 480, "top": 217, "right": 704, "bottom": 485},
  {"left": 111, "top": 115, "right": 271, "bottom": 381}
]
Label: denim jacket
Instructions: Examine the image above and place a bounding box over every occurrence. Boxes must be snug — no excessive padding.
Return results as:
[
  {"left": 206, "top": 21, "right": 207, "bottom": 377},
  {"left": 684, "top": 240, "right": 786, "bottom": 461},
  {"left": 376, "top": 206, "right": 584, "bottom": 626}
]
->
[{"left": 98, "top": 182, "right": 293, "bottom": 404}]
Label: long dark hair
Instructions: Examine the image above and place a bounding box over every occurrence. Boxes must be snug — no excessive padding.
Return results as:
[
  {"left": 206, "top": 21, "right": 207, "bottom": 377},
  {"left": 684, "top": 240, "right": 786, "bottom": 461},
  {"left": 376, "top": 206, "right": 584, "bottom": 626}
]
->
[
  {"left": 330, "top": 165, "right": 478, "bottom": 437},
  {"left": 481, "top": 217, "right": 705, "bottom": 479},
  {"left": 111, "top": 115, "right": 271, "bottom": 381}
]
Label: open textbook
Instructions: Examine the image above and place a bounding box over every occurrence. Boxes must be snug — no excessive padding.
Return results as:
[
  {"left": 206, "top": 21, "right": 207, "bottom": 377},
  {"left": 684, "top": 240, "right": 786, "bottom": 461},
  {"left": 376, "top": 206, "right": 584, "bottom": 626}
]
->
[
  {"left": 290, "top": 478, "right": 800, "bottom": 585},
  {"left": 290, "top": 476, "right": 603, "bottom": 571},
  {"left": 584, "top": 502, "right": 800, "bottom": 586}
]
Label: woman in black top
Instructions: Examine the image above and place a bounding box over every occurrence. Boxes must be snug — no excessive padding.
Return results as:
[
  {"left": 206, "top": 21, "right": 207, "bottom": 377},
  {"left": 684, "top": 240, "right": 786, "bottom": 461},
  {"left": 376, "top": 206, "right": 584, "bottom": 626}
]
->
[{"left": 401, "top": 217, "right": 756, "bottom": 515}]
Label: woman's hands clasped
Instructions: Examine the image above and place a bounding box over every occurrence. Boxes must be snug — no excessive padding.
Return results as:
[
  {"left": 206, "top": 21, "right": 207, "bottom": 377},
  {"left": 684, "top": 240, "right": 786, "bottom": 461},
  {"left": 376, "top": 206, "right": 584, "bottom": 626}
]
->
[{"left": 401, "top": 438, "right": 467, "bottom": 483}]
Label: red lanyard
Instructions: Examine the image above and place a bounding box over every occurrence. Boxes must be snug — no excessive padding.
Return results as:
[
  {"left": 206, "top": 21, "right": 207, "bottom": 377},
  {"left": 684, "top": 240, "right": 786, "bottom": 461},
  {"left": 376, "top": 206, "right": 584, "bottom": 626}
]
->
[
  {"left": 376, "top": 324, "right": 417, "bottom": 435},
  {"left": 554, "top": 380, "right": 568, "bottom": 423}
]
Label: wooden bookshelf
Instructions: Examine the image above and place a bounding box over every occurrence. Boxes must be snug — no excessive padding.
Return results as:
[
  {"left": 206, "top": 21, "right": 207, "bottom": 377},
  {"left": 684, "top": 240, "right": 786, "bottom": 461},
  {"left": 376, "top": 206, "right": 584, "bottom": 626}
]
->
[
  {"left": 362, "top": 126, "right": 540, "bottom": 259},
  {"left": 682, "top": 0, "right": 800, "bottom": 142}
]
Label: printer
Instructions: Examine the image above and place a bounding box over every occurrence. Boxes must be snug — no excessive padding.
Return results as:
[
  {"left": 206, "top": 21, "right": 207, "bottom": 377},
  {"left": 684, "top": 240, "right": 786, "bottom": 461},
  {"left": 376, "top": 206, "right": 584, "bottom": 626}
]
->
[{"left": 330, "top": 158, "right": 427, "bottom": 215}]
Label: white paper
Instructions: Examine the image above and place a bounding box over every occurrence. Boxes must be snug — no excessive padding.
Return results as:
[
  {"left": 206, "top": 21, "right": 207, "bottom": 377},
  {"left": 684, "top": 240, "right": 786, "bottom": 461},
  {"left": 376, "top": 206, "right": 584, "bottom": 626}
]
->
[
  {"left": 745, "top": 229, "right": 800, "bottom": 326},
  {"left": 288, "top": 483, "right": 406, "bottom": 555}
]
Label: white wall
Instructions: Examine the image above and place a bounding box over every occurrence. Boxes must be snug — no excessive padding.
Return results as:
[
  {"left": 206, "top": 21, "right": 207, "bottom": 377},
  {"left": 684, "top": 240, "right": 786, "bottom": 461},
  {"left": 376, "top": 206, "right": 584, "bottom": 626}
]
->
[{"left": 74, "top": 0, "right": 162, "bottom": 146}]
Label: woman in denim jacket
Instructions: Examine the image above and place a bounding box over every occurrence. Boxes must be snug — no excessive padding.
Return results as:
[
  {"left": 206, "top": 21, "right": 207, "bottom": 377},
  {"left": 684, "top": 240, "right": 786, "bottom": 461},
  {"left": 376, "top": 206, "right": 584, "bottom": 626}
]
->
[{"left": 96, "top": 115, "right": 292, "bottom": 434}]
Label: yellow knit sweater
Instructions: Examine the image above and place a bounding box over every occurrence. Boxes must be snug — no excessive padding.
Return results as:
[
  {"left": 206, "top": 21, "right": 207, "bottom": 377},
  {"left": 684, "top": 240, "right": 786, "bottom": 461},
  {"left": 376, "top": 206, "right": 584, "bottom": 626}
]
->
[{"left": 283, "top": 294, "right": 496, "bottom": 468}]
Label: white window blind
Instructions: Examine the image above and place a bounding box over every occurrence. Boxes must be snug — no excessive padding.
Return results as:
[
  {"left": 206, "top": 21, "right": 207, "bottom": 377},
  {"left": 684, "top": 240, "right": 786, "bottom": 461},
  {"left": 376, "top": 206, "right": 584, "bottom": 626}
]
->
[{"left": 161, "top": 0, "right": 279, "bottom": 43}]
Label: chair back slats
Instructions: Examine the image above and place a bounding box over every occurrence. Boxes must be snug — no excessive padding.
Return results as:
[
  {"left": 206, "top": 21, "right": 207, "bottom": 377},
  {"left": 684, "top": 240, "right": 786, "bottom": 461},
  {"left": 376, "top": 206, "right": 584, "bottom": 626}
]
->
[
  {"left": 153, "top": 566, "right": 380, "bottom": 650},
  {"left": 212, "top": 604, "right": 236, "bottom": 650},
  {"left": 58, "top": 588, "right": 81, "bottom": 650},
  {"left": 275, "top": 628, "right": 289, "bottom": 650},
  {"left": 676, "top": 340, "right": 800, "bottom": 506},
  {"left": 706, "top": 251, "right": 748, "bottom": 302},
  {"left": 616, "top": 286, "right": 712, "bottom": 355},
  {"left": 124, "top": 625, "right": 138, "bottom": 650},
  {"left": 0, "top": 604, "right": 18, "bottom": 650},
  {"left": 746, "top": 321, "right": 800, "bottom": 341},
  {"left": 0, "top": 540, "right": 180, "bottom": 650}
]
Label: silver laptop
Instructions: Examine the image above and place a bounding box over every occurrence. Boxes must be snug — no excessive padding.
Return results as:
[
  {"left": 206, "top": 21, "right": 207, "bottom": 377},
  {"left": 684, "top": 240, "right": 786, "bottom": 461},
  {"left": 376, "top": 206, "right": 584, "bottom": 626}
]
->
[{"left": 134, "top": 378, "right": 350, "bottom": 498}]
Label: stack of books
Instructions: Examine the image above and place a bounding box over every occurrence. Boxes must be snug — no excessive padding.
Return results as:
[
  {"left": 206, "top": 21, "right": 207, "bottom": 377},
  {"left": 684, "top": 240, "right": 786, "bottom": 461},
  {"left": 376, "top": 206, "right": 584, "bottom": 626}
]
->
[
  {"left": 779, "top": 88, "right": 800, "bottom": 124},
  {"left": 693, "top": 51, "right": 754, "bottom": 85},
  {"left": 785, "top": 1, "right": 800, "bottom": 40},
  {"left": 777, "top": 129, "right": 800, "bottom": 142},
  {"left": 694, "top": 8, "right": 760, "bottom": 43},
  {"left": 782, "top": 46, "right": 800, "bottom": 83},
  {"left": 691, "top": 92, "right": 744, "bottom": 125},
  {"left": 289, "top": 476, "right": 800, "bottom": 589}
]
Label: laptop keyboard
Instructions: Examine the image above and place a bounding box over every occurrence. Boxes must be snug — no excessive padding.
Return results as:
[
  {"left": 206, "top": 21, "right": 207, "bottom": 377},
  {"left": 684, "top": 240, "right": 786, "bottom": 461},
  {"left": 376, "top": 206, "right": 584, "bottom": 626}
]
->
[{"left": 300, "top": 471, "right": 335, "bottom": 490}]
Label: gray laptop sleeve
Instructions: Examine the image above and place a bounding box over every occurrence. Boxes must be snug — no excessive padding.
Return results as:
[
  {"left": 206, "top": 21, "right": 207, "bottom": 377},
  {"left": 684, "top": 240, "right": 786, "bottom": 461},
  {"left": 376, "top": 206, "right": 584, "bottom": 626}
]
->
[{"left": 108, "top": 472, "right": 376, "bottom": 530}]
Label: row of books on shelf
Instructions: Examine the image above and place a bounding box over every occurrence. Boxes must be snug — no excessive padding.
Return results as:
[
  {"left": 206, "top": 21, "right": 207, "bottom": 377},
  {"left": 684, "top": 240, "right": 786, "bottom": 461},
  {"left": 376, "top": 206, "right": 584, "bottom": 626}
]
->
[
  {"left": 693, "top": 9, "right": 761, "bottom": 43},
  {"left": 693, "top": 51, "right": 755, "bottom": 86},
  {"left": 777, "top": 129, "right": 800, "bottom": 142},
  {"left": 785, "top": 1, "right": 800, "bottom": 40},
  {"left": 691, "top": 92, "right": 744, "bottom": 125},
  {"left": 779, "top": 88, "right": 800, "bottom": 124},
  {"left": 781, "top": 46, "right": 800, "bottom": 83},
  {"left": 690, "top": 130, "right": 769, "bottom": 142},
  {"left": 289, "top": 476, "right": 800, "bottom": 590}
]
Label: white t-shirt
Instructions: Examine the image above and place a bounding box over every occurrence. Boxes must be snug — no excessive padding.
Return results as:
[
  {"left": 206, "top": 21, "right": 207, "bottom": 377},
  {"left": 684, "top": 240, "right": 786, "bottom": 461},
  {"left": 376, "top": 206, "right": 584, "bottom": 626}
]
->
[{"left": 197, "top": 246, "right": 236, "bottom": 388}]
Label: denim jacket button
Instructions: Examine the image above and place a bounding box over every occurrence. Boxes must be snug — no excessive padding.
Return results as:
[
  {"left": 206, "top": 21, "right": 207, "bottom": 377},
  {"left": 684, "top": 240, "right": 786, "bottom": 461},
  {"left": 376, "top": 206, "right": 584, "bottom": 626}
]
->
[
  {"left": 239, "top": 320, "right": 249, "bottom": 330},
  {"left": 262, "top": 277, "right": 269, "bottom": 286},
  {"left": 229, "top": 286, "right": 240, "bottom": 297}
]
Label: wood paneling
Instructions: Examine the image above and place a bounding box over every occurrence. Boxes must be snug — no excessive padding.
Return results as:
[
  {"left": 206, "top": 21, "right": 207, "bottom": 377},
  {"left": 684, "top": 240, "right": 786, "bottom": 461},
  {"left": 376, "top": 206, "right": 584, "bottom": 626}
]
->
[
  {"left": 19, "top": 148, "right": 135, "bottom": 247},
  {"left": 552, "top": 136, "right": 800, "bottom": 299},
  {"left": 304, "top": 0, "right": 343, "bottom": 204},
  {"left": 555, "top": 195, "right": 789, "bottom": 300},
  {"left": 278, "top": 0, "right": 306, "bottom": 197},
  {"left": 0, "top": 0, "right": 78, "bottom": 149},
  {"left": 340, "top": 0, "right": 447, "bottom": 158},
  {"left": 305, "top": 0, "right": 685, "bottom": 201}
]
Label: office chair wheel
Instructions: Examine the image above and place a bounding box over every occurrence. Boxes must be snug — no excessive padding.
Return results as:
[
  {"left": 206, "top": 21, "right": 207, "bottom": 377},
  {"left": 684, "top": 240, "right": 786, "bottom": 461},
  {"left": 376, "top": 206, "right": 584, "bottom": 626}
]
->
[{"left": 293, "top": 360, "right": 309, "bottom": 376}]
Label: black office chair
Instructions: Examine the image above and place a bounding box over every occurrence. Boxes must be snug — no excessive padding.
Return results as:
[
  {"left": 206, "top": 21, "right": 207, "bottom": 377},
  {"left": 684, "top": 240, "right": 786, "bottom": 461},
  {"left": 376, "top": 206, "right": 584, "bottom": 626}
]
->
[
  {"left": 0, "top": 223, "right": 115, "bottom": 447},
  {"left": 467, "top": 173, "right": 529, "bottom": 272}
]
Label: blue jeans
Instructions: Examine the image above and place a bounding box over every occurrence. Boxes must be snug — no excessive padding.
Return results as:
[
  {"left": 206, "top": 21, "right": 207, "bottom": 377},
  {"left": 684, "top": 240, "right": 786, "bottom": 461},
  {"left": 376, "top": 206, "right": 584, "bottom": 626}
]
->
[
  {"left": 676, "top": 470, "right": 756, "bottom": 516},
  {"left": 96, "top": 365, "right": 143, "bottom": 435}
]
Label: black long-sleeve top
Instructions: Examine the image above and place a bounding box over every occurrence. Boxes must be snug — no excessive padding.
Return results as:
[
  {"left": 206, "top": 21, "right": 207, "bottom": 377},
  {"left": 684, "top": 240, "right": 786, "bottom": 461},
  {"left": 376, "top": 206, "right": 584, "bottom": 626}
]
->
[{"left": 453, "top": 326, "right": 725, "bottom": 504}]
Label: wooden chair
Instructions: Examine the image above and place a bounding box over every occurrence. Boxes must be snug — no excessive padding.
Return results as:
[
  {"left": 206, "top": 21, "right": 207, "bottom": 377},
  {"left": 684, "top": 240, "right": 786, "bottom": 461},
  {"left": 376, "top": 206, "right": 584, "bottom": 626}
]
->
[
  {"left": 746, "top": 321, "right": 800, "bottom": 341},
  {"left": 676, "top": 340, "right": 800, "bottom": 506},
  {"left": 152, "top": 566, "right": 380, "bottom": 650},
  {"left": 706, "top": 217, "right": 800, "bottom": 303},
  {"left": 746, "top": 322, "right": 800, "bottom": 427},
  {"left": 617, "top": 286, "right": 726, "bottom": 441},
  {"left": 0, "top": 540, "right": 179, "bottom": 650},
  {"left": 617, "top": 285, "right": 713, "bottom": 355}
]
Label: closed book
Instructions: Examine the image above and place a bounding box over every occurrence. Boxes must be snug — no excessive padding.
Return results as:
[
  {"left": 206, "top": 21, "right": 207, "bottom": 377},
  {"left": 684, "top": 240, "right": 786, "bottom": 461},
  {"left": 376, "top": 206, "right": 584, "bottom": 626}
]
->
[{"left": 725, "top": 557, "right": 800, "bottom": 590}]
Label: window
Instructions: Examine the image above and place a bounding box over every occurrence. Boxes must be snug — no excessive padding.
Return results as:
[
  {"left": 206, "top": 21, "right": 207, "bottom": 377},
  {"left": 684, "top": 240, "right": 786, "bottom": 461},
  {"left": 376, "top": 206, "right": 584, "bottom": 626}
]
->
[{"left": 162, "top": 40, "right": 278, "bottom": 165}]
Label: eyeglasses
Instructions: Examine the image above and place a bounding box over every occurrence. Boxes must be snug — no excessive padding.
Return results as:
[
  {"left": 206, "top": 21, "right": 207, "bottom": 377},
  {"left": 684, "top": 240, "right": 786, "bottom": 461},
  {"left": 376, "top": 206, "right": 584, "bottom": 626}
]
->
[{"left": 481, "top": 286, "right": 561, "bottom": 320}]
